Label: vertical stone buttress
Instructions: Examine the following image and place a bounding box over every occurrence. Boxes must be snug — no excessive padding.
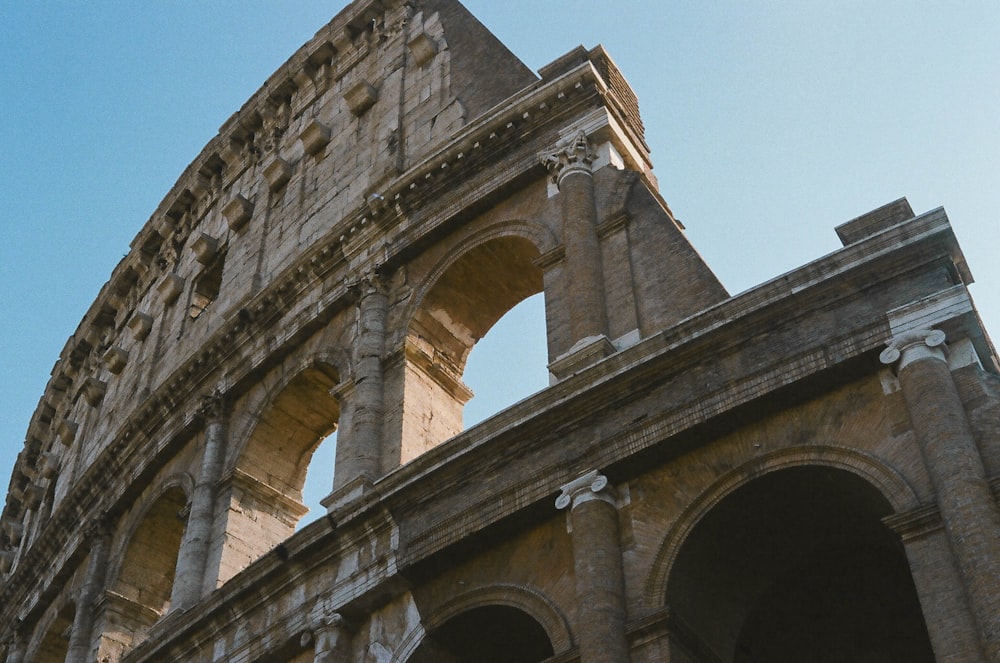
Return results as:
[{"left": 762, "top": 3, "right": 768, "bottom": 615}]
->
[
  {"left": 557, "top": 470, "right": 630, "bottom": 663},
  {"left": 334, "top": 274, "right": 388, "bottom": 492},
  {"left": 170, "top": 392, "right": 227, "bottom": 610},
  {"left": 545, "top": 132, "right": 608, "bottom": 344},
  {"left": 881, "top": 329, "right": 1000, "bottom": 660},
  {"left": 66, "top": 521, "right": 111, "bottom": 663}
]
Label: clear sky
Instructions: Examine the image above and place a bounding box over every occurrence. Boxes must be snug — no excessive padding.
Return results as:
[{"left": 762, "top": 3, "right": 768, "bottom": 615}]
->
[{"left": 2, "top": 2, "right": 998, "bottom": 522}]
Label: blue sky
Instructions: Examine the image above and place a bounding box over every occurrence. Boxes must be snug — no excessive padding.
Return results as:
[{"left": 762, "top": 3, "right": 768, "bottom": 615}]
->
[{"left": 2, "top": 2, "right": 997, "bottom": 521}]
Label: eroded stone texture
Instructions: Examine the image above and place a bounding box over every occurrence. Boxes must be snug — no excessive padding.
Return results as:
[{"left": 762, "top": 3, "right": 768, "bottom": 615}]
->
[{"left": 2, "top": 1, "right": 998, "bottom": 662}]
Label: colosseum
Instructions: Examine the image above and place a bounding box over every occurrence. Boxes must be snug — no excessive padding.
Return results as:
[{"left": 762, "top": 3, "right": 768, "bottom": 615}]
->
[{"left": 3, "top": 0, "right": 999, "bottom": 661}]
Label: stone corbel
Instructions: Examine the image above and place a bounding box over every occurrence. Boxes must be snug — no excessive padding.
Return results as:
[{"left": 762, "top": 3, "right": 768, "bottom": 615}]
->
[
  {"left": 299, "top": 119, "right": 332, "bottom": 156},
  {"left": 128, "top": 312, "right": 153, "bottom": 341},
  {"left": 1, "top": 518, "right": 23, "bottom": 544},
  {"left": 39, "top": 452, "right": 61, "bottom": 479},
  {"left": 222, "top": 194, "right": 254, "bottom": 231},
  {"left": 82, "top": 377, "right": 107, "bottom": 407},
  {"left": 57, "top": 419, "right": 79, "bottom": 447},
  {"left": 407, "top": 32, "right": 438, "bottom": 66},
  {"left": 0, "top": 550, "right": 15, "bottom": 573},
  {"left": 191, "top": 233, "right": 219, "bottom": 265},
  {"left": 103, "top": 346, "right": 129, "bottom": 374},
  {"left": 23, "top": 484, "right": 45, "bottom": 510},
  {"left": 157, "top": 273, "right": 186, "bottom": 306},
  {"left": 263, "top": 157, "right": 292, "bottom": 192},
  {"left": 344, "top": 80, "right": 378, "bottom": 116}
]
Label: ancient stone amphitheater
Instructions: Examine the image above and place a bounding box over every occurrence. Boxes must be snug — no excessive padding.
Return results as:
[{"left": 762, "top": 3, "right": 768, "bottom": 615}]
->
[{"left": 3, "top": 1, "right": 999, "bottom": 661}]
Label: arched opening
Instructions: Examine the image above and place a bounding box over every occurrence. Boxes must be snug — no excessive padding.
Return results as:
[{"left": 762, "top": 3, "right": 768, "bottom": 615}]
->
[
  {"left": 401, "top": 236, "right": 544, "bottom": 461},
  {"left": 34, "top": 602, "right": 75, "bottom": 663},
  {"left": 106, "top": 486, "right": 187, "bottom": 647},
  {"left": 463, "top": 293, "right": 548, "bottom": 427},
  {"left": 213, "top": 363, "right": 340, "bottom": 584},
  {"left": 664, "top": 466, "right": 933, "bottom": 662},
  {"left": 409, "top": 605, "right": 554, "bottom": 663}
]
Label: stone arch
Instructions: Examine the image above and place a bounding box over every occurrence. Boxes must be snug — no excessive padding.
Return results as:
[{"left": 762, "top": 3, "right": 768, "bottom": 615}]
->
[
  {"left": 644, "top": 444, "right": 919, "bottom": 608},
  {"left": 210, "top": 356, "right": 343, "bottom": 586},
  {"left": 393, "top": 584, "right": 569, "bottom": 663},
  {"left": 106, "top": 484, "right": 189, "bottom": 648},
  {"left": 30, "top": 600, "right": 75, "bottom": 663},
  {"left": 648, "top": 448, "right": 931, "bottom": 662},
  {"left": 395, "top": 221, "right": 550, "bottom": 462}
]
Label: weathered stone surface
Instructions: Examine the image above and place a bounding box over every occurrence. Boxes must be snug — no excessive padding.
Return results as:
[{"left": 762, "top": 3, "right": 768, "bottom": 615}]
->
[{"left": 1, "top": 2, "right": 997, "bottom": 663}]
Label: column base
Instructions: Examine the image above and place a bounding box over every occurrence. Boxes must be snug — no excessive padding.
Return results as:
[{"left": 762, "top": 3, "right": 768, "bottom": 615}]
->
[{"left": 548, "top": 335, "right": 616, "bottom": 380}]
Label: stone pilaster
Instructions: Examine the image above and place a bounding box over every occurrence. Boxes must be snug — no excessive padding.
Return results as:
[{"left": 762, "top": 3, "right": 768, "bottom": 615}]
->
[
  {"left": 881, "top": 329, "right": 1000, "bottom": 660},
  {"left": 170, "top": 392, "right": 227, "bottom": 611},
  {"left": 556, "top": 470, "right": 630, "bottom": 663},
  {"left": 66, "top": 520, "right": 111, "bottom": 663},
  {"left": 332, "top": 274, "right": 388, "bottom": 495},
  {"left": 5, "top": 637, "right": 25, "bottom": 663},
  {"left": 544, "top": 131, "right": 608, "bottom": 345}
]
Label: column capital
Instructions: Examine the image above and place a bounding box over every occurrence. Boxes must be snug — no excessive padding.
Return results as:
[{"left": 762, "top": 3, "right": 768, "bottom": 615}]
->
[
  {"left": 880, "top": 328, "right": 947, "bottom": 371},
  {"left": 556, "top": 470, "right": 615, "bottom": 510},
  {"left": 350, "top": 270, "right": 390, "bottom": 301},
  {"left": 542, "top": 130, "right": 595, "bottom": 186},
  {"left": 198, "top": 389, "right": 227, "bottom": 424}
]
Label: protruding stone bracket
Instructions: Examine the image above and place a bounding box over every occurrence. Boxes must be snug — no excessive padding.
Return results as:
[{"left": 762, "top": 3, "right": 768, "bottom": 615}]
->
[
  {"left": 103, "top": 346, "right": 129, "bottom": 374},
  {"left": 344, "top": 80, "right": 378, "bottom": 116},
  {"left": 222, "top": 194, "right": 254, "bottom": 231},
  {"left": 299, "top": 119, "right": 332, "bottom": 156},
  {"left": 82, "top": 377, "right": 108, "bottom": 407},
  {"left": 541, "top": 130, "right": 595, "bottom": 186},
  {"left": 408, "top": 32, "right": 438, "bottom": 66},
  {"left": 128, "top": 312, "right": 153, "bottom": 341},
  {"left": 880, "top": 328, "right": 947, "bottom": 372},
  {"left": 57, "top": 419, "right": 79, "bottom": 447},
  {"left": 157, "top": 273, "right": 186, "bottom": 306},
  {"left": 191, "top": 233, "right": 219, "bottom": 265},
  {"left": 263, "top": 158, "right": 292, "bottom": 192},
  {"left": 39, "top": 452, "right": 61, "bottom": 479},
  {"left": 556, "top": 470, "right": 615, "bottom": 510}
]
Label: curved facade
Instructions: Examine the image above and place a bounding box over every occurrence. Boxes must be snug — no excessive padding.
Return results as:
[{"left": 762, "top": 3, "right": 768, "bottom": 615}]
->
[{"left": 3, "top": 1, "right": 1000, "bottom": 662}]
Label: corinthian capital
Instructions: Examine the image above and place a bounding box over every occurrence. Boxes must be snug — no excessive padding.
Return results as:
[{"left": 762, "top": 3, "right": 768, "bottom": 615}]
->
[
  {"left": 542, "top": 131, "right": 595, "bottom": 185},
  {"left": 556, "top": 470, "right": 615, "bottom": 510},
  {"left": 879, "top": 328, "right": 947, "bottom": 370}
]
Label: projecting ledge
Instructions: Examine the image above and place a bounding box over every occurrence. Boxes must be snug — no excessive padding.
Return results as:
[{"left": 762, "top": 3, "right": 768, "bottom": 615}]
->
[{"left": 548, "top": 334, "right": 616, "bottom": 380}]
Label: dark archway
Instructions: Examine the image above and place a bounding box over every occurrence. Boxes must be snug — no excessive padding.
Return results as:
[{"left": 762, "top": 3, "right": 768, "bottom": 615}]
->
[
  {"left": 665, "top": 466, "right": 933, "bottom": 662},
  {"left": 409, "top": 605, "right": 554, "bottom": 663},
  {"left": 34, "top": 601, "right": 75, "bottom": 663}
]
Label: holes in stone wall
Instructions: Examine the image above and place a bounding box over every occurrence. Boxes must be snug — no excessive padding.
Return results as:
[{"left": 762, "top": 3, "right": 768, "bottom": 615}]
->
[{"left": 189, "top": 250, "right": 226, "bottom": 320}]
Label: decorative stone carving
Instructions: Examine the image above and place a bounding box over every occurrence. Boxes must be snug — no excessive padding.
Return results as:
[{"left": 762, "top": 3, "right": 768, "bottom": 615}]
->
[
  {"left": 263, "top": 157, "right": 292, "bottom": 192},
  {"left": 556, "top": 469, "right": 614, "bottom": 510},
  {"left": 128, "top": 312, "right": 153, "bottom": 341},
  {"left": 57, "top": 419, "right": 79, "bottom": 447},
  {"left": 299, "top": 119, "right": 332, "bottom": 156},
  {"left": 880, "top": 328, "right": 947, "bottom": 371},
  {"left": 157, "top": 273, "right": 185, "bottom": 306},
  {"left": 407, "top": 32, "right": 438, "bottom": 66},
  {"left": 222, "top": 194, "right": 254, "bottom": 231},
  {"left": 542, "top": 130, "right": 595, "bottom": 185},
  {"left": 191, "top": 233, "right": 219, "bottom": 265},
  {"left": 103, "top": 346, "right": 129, "bottom": 374},
  {"left": 344, "top": 80, "right": 378, "bottom": 116}
]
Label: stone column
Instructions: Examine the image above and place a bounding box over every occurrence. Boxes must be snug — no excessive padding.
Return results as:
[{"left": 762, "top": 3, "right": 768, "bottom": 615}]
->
[
  {"left": 556, "top": 470, "right": 630, "bottom": 663},
  {"left": 333, "top": 274, "right": 388, "bottom": 492},
  {"left": 5, "top": 637, "right": 25, "bottom": 663},
  {"left": 881, "top": 329, "right": 1000, "bottom": 660},
  {"left": 301, "top": 609, "right": 348, "bottom": 663},
  {"left": 170, "top": 392, "right": 227, "bottom": 611},
  {"left": 544, "top": 131, "right": 608, "bottom": 343},
  {"left": 66, "top": 520, "right": 111, "bottom": 663}
]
